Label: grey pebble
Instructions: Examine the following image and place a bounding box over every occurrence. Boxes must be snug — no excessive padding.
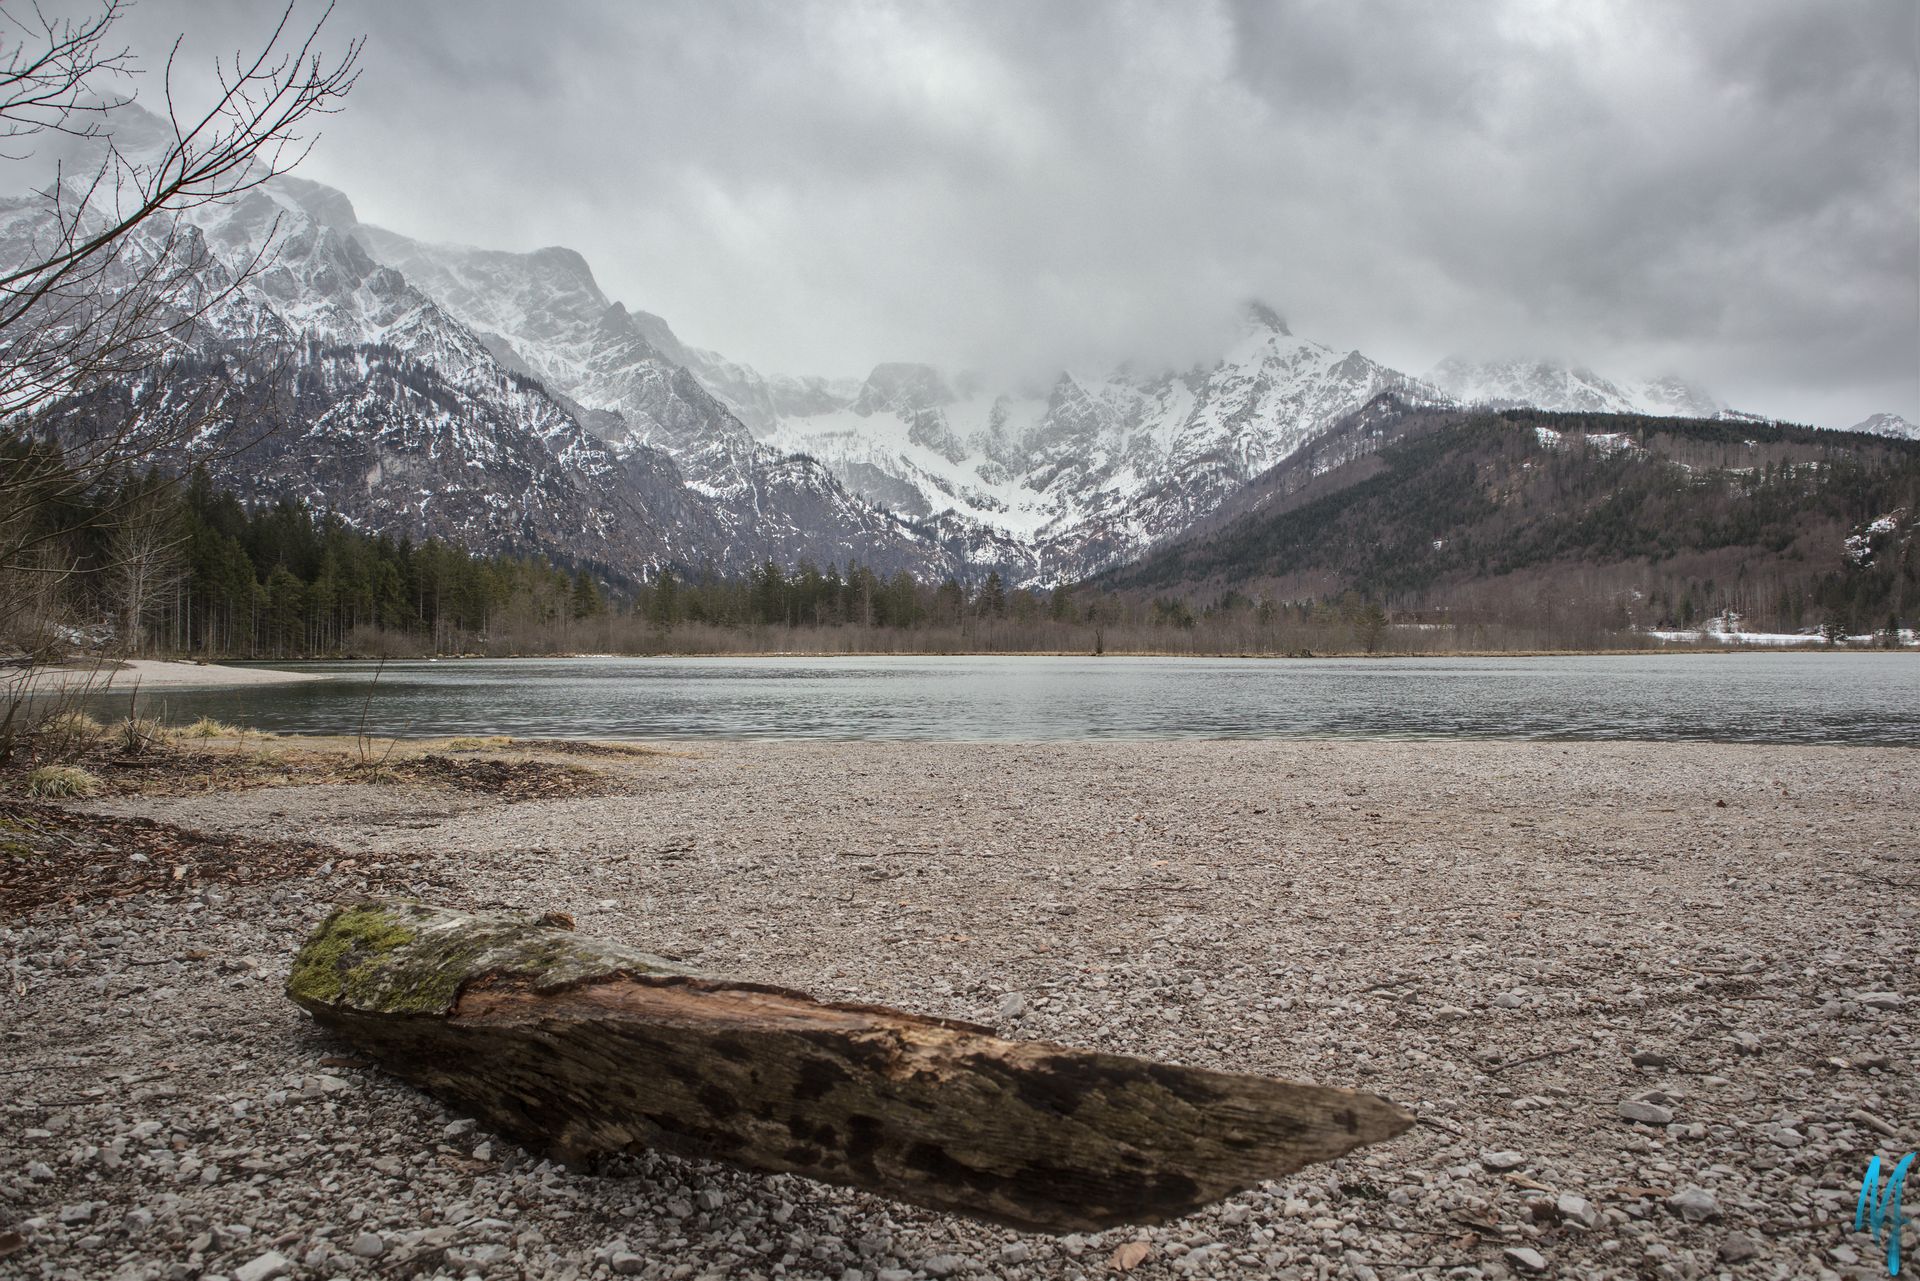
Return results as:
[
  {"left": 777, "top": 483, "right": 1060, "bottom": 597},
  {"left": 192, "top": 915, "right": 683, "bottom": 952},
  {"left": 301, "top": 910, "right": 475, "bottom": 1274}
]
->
[
  {"left": 1617, "top": 1099, "right": 1675, "bottom": 1125},
  {"left": 231, "top": 1251, "right": 292, "bottom": 1281},
  {"left": 1668, "top": 1187, "right": 1721, "bottom": 1223}
]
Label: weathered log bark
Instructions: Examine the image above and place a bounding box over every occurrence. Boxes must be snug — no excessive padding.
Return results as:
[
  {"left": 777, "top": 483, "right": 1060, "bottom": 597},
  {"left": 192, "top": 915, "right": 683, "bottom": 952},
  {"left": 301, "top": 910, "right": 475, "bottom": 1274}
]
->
[{"left": 288, "top": 900, "right": 1413, "bottom": 1233}]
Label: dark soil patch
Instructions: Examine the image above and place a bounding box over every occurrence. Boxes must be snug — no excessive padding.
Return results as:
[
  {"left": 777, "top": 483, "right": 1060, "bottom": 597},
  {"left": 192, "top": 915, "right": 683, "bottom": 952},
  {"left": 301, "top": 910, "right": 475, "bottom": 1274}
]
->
[
  {"left": 0, "top": 801, "right": 411, "bottom": 920},
  {"left": 382, "top": 754, "right": 608, "bottom": 801},
  {"left": 516, "top": 739, "right": 667, "bottom": 760}
]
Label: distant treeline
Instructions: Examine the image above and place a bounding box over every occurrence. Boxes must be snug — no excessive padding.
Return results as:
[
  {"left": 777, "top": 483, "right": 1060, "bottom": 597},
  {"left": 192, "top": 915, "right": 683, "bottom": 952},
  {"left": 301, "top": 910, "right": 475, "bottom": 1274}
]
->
[
  {"left": 1103, "top": 410, "right": 1920, "bottom": 640},
  {"left": 5, "top": 434, "right": 1908, "bottom": 661},
  {"left": 3, "top": 454, "right": 605, "bottom": 659}
]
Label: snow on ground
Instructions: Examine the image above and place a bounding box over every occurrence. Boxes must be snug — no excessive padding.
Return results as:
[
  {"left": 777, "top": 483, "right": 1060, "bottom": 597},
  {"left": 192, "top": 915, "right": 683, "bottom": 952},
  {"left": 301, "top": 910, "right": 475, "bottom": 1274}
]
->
[{"left": 1647, "top": 629, "right": 1917, "bottom": 648}]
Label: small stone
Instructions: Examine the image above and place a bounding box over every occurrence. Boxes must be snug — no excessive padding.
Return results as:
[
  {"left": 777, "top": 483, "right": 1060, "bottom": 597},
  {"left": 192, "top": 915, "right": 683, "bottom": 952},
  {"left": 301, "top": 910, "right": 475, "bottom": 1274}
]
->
[
  {"left": 1856, "top": 991, "right": 1904, "bottom": 1010},
  {"left": 996, "top": 992, "right": 1028, "bottom": 1020},
  {"left": 1630, "top": 1049, "right": 1670, "bottom": 1068},
  {"left": 1491, "top": 991, "right": 1524, "bottom": 1008},
  {"left": 350, "top": 1232, "right": 385, "bottom": 1258},
  {"left": 1668, "top": 1186, "right": 1720, "bottom": 1222},
  {"left": 57, "top": 1204, "right": 92, "bottom": 1224},
  {"left": 1435, "top": 1005, "right": 1470, "bottom": 1021},
  {"left": 443, "top": 1118, "right": 476, "bottom": 1140},
  {"left": 1503, "top": 1246, "right": 1548, "bottom": 1273},
  {"left": 999, "top": 1242, "right": 1031, "bottom": 1263},
  {"left": 1556, "top": 1193, "right": 1600, "bottom": 1229},
  {"left": 1480, "top": 1150, "right": 1525, "bottom": 1172},
  {"left": 694, "top": 1189, "right": 723, "bottom": 1211},
  {"left": 921, "top": 1255, "right": 965, "bottom": 1278},
  {"left": 452, "top": 1244, "right": 510, "bottom": 1268},
  {"left": 609, "top": 1249, "right": 646, "bottom": 1276},
  {"left": 1720, "top": 1231, "right": 1762, "bottom": 1263},
  {"left": 1617, "top": 1099, "right": 1674, "bottom": 1125},
  {"left": 232, "top": 1250, "right": 292, "bottom": 1281},
  {"left": 1768, "top": 1128, "right": 1804, "bottom": 1148}
]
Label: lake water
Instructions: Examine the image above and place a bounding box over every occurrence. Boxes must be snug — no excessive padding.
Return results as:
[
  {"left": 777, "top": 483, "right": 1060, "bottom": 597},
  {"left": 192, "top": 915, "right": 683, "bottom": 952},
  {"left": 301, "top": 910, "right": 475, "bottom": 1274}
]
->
[{"left": 82, "top": 653, "right": 1920, "bottom": 745}]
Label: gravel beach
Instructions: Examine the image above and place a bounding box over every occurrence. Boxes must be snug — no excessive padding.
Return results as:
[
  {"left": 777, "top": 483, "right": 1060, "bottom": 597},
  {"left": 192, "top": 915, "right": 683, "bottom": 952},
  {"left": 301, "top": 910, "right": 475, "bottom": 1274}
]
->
[{"left": 2, "top": 738, "right": 1914, "bottom": 1281}]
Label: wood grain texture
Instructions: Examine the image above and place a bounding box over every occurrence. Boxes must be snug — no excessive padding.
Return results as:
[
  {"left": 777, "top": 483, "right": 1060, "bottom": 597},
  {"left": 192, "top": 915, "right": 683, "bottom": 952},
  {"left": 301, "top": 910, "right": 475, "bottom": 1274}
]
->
[{"left": 288, "top": 900, "right": 1413, "bottom": 1233}]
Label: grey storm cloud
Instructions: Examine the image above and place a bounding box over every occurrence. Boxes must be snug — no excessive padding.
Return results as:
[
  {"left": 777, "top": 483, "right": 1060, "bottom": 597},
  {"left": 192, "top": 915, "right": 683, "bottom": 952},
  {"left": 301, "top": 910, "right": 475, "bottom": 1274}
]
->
[{"left": 86, "top": 1, "right": 1920, "bottom": 424}]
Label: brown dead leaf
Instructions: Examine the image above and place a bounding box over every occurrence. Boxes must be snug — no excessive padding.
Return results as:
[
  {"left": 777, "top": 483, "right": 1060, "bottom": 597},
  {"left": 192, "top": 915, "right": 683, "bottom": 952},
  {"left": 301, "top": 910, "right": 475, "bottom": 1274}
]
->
[
  {"left": 181, "top": 948, "right": 212, "bottom": 961},
  {"left": 1109, "top": 1241, "right": 1152, "bottom": 1271},
  {"left": 0, "top": 1230, "right": 24, "bottom": 1259}
]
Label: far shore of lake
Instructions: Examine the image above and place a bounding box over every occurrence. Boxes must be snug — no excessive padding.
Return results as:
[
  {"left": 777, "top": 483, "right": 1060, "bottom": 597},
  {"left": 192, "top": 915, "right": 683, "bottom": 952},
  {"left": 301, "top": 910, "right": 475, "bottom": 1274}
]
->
[{"left": 4, "top": 658, "right": 330, "bottom": 694}]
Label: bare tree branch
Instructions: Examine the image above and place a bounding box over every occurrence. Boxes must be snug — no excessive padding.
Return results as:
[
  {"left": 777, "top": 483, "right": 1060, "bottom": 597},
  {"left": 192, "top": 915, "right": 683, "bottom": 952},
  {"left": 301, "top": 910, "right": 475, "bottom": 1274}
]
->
[{"left": 0, "top": 0, "right": 359, "bottom": 665}]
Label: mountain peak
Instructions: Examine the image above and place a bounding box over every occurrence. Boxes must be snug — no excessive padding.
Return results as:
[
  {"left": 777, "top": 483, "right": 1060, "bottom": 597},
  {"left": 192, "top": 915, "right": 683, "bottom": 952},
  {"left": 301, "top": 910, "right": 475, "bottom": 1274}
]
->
[
  {"left": 1243, "top": 300, "right": 1290, "bottom": 335},
  {"left": 1848, "top": 412, "right": 1920, "bottom": 441},
  {"left": 852, "top": 363, "right": 953, "bottom": 416},
  {"left": 272, "top": 175, "right": 358, "bottom": 231},
  {"left": 528, "top": 245, "right": 598, "bottom": 288}
]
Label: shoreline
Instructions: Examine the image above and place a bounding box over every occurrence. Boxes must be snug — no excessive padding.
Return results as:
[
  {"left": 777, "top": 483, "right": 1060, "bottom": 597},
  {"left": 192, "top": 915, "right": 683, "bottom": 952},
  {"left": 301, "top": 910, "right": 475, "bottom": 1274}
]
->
[
  {"left": 2, "top": 657, "right": 330, "bottom": 693},
  {"left": 102, "top": 643, "right": 1916, "bottom": 663}
]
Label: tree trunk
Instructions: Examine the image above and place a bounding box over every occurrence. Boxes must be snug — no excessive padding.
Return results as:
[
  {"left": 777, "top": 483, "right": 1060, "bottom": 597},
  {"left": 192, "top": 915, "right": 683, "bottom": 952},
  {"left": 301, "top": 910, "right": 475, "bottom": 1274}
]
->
[{"left": 289, "top": 901, "right": 1413, "bottom": 1234}]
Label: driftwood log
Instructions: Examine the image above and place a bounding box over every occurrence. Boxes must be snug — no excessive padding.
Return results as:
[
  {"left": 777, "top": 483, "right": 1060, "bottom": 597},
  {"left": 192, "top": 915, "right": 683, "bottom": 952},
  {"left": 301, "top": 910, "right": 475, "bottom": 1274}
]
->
[{"left": 288, "top": 900, "right": 1412, "bottom": 1233}]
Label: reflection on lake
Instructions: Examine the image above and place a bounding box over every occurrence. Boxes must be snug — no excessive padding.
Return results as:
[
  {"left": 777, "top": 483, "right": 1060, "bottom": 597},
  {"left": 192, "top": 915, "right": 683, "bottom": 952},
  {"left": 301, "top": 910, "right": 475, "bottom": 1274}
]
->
[{"left": 69, "top": 652, "right": 1920, "bottom": 746}]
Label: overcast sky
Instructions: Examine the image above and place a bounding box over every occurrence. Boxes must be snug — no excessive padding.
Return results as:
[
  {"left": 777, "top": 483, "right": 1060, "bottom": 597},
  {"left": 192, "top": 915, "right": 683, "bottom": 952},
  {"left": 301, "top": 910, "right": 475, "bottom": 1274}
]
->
[{"left": 96, "top": 0, "right": 1920, "bottom": 425}]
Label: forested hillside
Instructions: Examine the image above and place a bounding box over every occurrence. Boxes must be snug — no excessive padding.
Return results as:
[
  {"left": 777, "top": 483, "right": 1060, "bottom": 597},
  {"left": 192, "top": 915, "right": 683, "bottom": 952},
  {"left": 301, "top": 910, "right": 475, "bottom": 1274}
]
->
[
  {"left": 3, "top": 452, "right": 607, "bottom": 659},
  {"left": 1102, "top": 409, "right": 1920, "bottom": 639}
]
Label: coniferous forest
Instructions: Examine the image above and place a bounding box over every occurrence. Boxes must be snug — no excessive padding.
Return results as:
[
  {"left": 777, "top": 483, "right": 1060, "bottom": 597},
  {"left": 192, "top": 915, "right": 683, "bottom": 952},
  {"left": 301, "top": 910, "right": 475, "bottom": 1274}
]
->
[{"left": 5, "top": 404, "right": 1916, "bottom": 663}]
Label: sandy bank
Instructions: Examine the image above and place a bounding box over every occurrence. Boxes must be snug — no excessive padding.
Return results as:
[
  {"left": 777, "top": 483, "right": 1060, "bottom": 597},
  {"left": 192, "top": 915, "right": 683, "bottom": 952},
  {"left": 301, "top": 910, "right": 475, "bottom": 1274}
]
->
[
  {"left": 4, "top": 738, "right": 1913, "bottom": 1279},
  {"left": 3, "top": 657, "right": 327, "bottom": 693}
]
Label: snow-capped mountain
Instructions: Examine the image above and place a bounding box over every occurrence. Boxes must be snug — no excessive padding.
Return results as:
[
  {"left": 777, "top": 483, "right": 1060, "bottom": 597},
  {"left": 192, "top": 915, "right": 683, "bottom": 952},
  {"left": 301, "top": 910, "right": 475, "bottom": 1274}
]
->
[
  {"left": 1426, "top": 357, "right": 1727, "bottom": 419},
  {"left": 6, "top": 112, "right": 958, "bottom": 581},
  {"left": 1847, "top": 412, "right": 1920, "bottom": 441},
  {"left": 726, "top": 305, "right": 1448, "bottom": 580},
  {"left": 18, "top": 104, "right": 1865, "bottom": 592}
]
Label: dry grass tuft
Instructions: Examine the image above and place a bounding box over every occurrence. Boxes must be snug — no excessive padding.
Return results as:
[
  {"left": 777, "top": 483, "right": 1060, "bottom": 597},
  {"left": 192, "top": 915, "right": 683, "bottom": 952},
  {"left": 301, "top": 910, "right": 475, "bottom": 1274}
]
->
[
  {"left": 23, "top": 764, "right": 102, "bottom": 798},
  {"left": 443, "top": 735, "right": 514, "bottom": 752},
  {"left": 180, "top": 717, "right": 240, "bottom": 738}
]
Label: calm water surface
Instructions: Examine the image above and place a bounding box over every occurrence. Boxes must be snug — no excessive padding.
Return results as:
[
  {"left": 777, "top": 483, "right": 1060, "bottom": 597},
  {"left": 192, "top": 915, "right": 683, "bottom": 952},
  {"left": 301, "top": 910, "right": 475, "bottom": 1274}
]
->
[{"left": 87, "top": 653, "right": 1920, "bottom": 745}]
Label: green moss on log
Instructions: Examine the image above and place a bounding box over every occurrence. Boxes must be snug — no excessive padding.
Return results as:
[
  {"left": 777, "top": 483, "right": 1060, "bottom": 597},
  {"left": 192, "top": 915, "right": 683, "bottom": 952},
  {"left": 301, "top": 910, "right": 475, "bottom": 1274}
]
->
[
  {"left": 287, "top": 900, "right": 690, "bottom": 1017},
  {"left": 287, "top": 903, "right": 428, "bottom": 1009}
]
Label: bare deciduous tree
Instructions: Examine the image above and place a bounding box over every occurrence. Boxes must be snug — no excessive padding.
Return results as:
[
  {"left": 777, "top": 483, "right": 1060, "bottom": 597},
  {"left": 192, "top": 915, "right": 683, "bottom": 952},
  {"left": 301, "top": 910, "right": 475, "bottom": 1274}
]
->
[
  {"left": 0, "top": 0, "right": 358, "bottom": 750},
  {"left": 0, "top": 0, "right": 359, "bottom": 558}
]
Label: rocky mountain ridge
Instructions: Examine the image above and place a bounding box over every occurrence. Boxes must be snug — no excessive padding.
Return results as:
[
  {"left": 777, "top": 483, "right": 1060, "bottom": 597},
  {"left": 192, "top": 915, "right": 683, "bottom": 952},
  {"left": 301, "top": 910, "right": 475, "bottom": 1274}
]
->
[{"left": 17, "top": 107, "right": 1881, "bottom": 589}]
